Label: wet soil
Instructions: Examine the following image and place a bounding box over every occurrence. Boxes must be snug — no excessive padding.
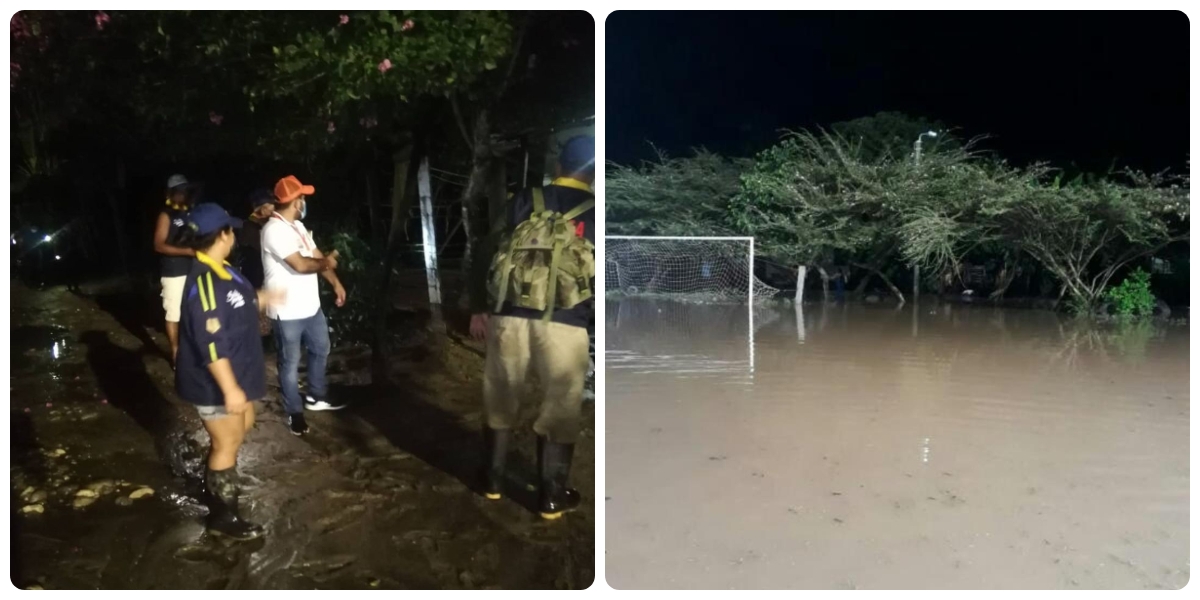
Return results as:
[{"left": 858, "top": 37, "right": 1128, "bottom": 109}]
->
[{"left": 9, "top": 279, "right": 594, "bottom": 589}]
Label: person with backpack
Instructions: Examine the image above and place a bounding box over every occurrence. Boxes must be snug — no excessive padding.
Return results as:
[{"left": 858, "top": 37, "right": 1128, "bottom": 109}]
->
[
  {"left": 153, "top": 174, "right": 198, "bottom": 367},
  {"left": 469, "top": 135, "right": 595, "bottom": 520}
]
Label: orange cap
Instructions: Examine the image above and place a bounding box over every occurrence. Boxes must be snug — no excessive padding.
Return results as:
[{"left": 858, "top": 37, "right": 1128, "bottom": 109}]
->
[{"left": 274, "top": 175, "right": 315, "bottom": 203}]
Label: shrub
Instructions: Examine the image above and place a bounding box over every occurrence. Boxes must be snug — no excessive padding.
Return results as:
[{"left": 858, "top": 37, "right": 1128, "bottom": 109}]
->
[{"left": 1105, "top": 268, "right": 1155, "bottom": 317}]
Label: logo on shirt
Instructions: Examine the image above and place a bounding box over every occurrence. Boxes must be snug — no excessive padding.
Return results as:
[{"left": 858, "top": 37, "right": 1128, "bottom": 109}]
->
[
  {"left": 226, "top": 290, "right": 245, "bottom": 309},
  {"left": 205, "top": 318, "right": 221, "bottom": 334},
  {"left": 173, "top": 218, "right": 184, "bottom": 227}
]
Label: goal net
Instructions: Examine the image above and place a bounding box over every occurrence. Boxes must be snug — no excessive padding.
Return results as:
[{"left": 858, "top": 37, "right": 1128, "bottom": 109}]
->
[{"left": 605, "top": 236, "right": 779, "bottom": 303}]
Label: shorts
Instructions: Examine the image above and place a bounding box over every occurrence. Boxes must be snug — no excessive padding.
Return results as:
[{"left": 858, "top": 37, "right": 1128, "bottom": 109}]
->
[
  {"left": 161, "top": 275, "right": 188, "bottom": 323},
  {"left": 196, "top": 401, "right": 257, "bottom": 421}
]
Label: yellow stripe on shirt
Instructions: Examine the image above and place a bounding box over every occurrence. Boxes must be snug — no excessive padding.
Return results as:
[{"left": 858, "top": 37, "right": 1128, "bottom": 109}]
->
[
  {"left": 205, "top": 273, "right": 216, "bottom": 312},
  {"left": 209, "top": 342, "right": 218, "bottom": 362},
  {"left": 197, "top": 276, "right": 211, "bottom": 311}
]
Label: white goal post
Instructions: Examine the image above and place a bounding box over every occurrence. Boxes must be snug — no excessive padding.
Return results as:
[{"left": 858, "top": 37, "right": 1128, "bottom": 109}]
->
[{"left": 604, "top": 236, "right": 778, "bottom": 304}]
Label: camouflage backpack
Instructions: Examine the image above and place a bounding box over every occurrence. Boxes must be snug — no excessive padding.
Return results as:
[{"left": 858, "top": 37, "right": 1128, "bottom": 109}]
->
[{"left": 487, "top": 188, "right": 595, "bottom": 320}]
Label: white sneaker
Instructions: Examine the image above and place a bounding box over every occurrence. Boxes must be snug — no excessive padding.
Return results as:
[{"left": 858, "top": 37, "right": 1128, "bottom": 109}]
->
[{"left": 304, "top": 395, "right": 346, "bottom": 411}]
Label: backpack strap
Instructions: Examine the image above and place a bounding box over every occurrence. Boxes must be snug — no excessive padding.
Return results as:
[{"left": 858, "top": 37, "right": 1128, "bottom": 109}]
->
[
  {"left": 532, "top": 188, "right": 546, "bottom": 215},
  {"left": 561, "top": 199, "right": 594, "bottom": 222}
]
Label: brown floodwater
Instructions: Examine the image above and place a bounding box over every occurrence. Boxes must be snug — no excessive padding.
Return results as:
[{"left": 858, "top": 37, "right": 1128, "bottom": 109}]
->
[{"left": 605, "top": 299, "right": 1189, "bottom": 589}]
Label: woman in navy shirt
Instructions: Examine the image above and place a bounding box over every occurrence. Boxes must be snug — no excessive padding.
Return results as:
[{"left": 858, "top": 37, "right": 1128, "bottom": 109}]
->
[{"left": 176, "top": 203, "right": 281, "bottom": 541}]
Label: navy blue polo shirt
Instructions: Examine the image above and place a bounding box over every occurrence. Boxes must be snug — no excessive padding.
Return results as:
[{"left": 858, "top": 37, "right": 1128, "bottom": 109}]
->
[{"left": 175, "top": 253, "right": 267, "bottom": 406}]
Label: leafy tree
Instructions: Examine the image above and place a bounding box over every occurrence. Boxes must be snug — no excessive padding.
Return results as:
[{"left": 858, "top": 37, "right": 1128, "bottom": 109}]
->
[
  {"left": 606, "top": 147, "right": 750, "bottom": 236},
  {"left": 989, "top": 171, "right": 1188, "bottom": 312}
]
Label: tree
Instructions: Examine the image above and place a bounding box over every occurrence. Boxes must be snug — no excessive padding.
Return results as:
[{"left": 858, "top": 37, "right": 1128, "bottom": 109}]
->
[
  {"left": 989, "top": 171, "right": 1188, "bottom": 312},
  {"left": 732, "top": 129, "right": 914, "bottom": 303},
  {"left": 606, "top": 147, "right": 750, "bottom": 236}
]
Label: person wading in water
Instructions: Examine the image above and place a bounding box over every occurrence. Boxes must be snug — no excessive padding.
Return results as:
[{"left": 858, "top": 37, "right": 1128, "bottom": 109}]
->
[{"left": 175, "top": 203, "right": 283, "bottom": 540}]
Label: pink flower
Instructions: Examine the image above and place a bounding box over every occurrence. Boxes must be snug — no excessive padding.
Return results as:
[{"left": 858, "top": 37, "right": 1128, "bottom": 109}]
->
[
  {"left": 377, "top": 58, "right": 393, "bottom": 73},
  {"left": 327, "top": 121, "right": 336, "bottom": 134},
  {"left": 45, "top": 402, "right": 52, "bottom": 408},
  {"left": 209, "top": 111, "right": 223, "bottom": 125},
  {"left": 94, "top": 11, "right": 110, "bottom": 31},
  {"left": 101, "top": 399, "right": 108, "bottom": 404},
  {"left": 339, "top": 14, "right": 349, "bottom": 25},
  {"left": 401, "top": 19, "right": 414, "bottom": 32}
]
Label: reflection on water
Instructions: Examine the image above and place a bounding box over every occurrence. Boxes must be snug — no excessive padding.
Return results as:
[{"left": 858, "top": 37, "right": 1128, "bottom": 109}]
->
[{"left": 606, "top": 299, "right": 1189, "bottom": 590}]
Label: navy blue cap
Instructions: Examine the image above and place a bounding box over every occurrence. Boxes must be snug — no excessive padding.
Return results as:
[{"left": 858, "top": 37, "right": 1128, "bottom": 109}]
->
[
  {"left": 247, "top": 188, "right": 275, "bottom": 210},
  {"left": 186, "top": 203, "right": 243, "bottom": 236},
  {"left": 559, "top": 135, "right": 595, "bottom": 175}
]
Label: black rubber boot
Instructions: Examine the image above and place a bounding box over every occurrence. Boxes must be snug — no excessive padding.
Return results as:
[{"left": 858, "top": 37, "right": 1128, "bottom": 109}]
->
[
  {"left": 205, "top": 467, "right": 265, "bottom": 541},
  {"left": 482, "top": 427, "right": 511, "bottom": 500},
  {"left": 537, "top": 436, "right": 581, "bottom": 520}
]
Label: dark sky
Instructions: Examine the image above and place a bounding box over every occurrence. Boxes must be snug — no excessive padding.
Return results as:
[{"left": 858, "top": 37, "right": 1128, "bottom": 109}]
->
[{"left": 607, "top": 11, "right": 1190, "bottom": 172}]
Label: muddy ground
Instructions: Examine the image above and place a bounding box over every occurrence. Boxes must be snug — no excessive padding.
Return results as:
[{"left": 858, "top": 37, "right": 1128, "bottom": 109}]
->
[{"left": 9, "top": 278, "right": 595, "bottom": 589}]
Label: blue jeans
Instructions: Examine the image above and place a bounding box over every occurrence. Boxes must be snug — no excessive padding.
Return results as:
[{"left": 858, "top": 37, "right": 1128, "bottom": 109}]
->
[{"left": 273, "top": 310, "right": 330, "bottom": 415}]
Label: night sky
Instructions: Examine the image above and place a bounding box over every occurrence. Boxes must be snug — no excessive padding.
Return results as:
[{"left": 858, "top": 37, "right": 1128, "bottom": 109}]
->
[{"left": 607, "top": 11, "right": 1190, "bottom": 173}]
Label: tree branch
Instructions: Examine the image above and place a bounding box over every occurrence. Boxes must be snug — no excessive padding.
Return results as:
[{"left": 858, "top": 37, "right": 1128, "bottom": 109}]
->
[{"left": 450, "top": 93, "right": 473, "bottom": 152}]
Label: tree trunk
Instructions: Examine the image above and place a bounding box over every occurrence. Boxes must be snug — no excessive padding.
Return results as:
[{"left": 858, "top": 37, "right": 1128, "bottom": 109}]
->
[
  {"left": 852, "top": 267, "right": 872, "bottom": 298},
  {"left": 456, "top": 109, "right": 493, "bottom": 307},
  {"left": 815, "top": 265, "right": 830, "bottom": 302},
  {"left": 373, "top": 139, "right": 415, "bottom": 366},
  {"left": 417, "top": 158, "right": 446, "bottom": 338},
  {"left": 989, "top": 258, "right": 1018, "bottom": 300},
  {"left": 795, "top": 265, "right": 807, "bottom": 304},
  {"left": 853, "top": 262, "right": 905, "bottom": 305},
  {"left": 365, "top": 170, "right": 381, "bottom": 250}
]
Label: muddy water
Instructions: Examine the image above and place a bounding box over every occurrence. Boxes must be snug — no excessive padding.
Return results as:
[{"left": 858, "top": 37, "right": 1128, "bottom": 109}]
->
[
  {"left": 605, "top": 299, "right": 1189, "bottom": 589},
  {"left": 11, "top": 282, "right": 594, "bottom": 590}
]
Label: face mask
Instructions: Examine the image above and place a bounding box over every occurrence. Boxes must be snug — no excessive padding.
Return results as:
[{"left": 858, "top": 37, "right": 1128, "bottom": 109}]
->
[{"left": 299, "top": 200, "right": 308, "bottom": 220}]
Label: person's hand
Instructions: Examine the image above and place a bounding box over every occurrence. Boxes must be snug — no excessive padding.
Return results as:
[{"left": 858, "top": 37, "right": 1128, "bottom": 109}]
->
[
  {"left": 258, "top": 287, "right": 287, "bottom": 309},
  {"left": 224, "top": 387, "right": 249, "bottom": 415},
  {"left": 323, "top": 249, "right": 340, "bottom": 270},
  {"left": 333, "top": 282, "right": 347, "bottom": 307},
  {"left": 323, "top": 253, "right": 339, "bottom": 272},
  {"left": 469, "top": 313, "right": 489, "bottom": 342}
]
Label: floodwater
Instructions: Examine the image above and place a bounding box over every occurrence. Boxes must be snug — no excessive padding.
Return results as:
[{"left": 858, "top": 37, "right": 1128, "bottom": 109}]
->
[
  {"left": 605, "top": 299, "right": 1189, "bottom": 589},
  {"left": 11, "top": 282, "right": 594, "bottom": 590}
]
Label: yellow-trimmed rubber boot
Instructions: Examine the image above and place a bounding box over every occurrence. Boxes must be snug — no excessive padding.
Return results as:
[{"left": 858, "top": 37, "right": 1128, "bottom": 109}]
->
[
  {"left": 538, "top": 436, "right": 581, "bottom": 520},
  {"left": 482, "top": 427, "right": 511, "bottom": 500}
]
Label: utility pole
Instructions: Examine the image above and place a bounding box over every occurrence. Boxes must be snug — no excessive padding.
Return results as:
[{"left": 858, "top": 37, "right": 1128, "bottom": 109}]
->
[{"left": 912, "top": 130, "right": 938, "bottom": 304}]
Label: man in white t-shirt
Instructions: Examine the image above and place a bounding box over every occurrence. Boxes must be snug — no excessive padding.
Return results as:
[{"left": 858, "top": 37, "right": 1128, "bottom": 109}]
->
[{"left": 261, "top": 175, "right": 347, "bottom": 436}]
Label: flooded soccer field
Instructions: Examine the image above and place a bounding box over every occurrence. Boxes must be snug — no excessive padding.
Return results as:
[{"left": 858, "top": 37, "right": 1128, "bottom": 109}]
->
[{"left": 605, "top": 298, "right": 1189, "bottom": 589}]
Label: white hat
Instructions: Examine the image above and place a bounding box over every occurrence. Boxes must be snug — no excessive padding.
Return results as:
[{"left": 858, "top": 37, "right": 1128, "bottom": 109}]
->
[{"left": 166, "top": 174, "right": 188, "bottom": 189}]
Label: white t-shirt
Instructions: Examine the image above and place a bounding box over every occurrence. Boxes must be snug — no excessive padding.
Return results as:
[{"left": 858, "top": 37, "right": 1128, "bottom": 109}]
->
[{"left": 261, "top": 216, "right": 322, "bottom": 320}]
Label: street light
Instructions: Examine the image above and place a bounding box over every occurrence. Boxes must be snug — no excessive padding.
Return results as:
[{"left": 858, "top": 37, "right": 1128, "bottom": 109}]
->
[
  {"left": 913, "top": 130, "right": 938, "bottom": 165},
  {"left": 911, "top": 130, "right": 938, "bottom": 304}
]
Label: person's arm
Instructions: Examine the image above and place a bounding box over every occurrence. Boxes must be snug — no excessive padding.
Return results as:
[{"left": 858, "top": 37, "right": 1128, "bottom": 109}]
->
[
  {"left": 311, "top": 247, "right": 346, "bottom": 307},
  {"left": 207, "top": 359, "right": 248, "bottom": 414},
  {"left": 263, "top": 222, "right": 336, "bottom": 274},
  {"left": 153, "top": 212, "right": 195, "bottom": 257},
  {"left": 282, "top": 251, "right": 337, "bottom": 274}
]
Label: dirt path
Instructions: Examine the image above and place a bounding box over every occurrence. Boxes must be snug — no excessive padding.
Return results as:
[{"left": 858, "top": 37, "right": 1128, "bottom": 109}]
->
[{"left": 9, "top": 281, "right": 595, "bottom": 589}]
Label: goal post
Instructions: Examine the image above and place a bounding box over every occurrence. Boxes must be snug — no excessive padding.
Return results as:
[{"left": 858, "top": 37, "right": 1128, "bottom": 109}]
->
[{"left": 604, "top": 235, "right": 778, "bottom": 303}]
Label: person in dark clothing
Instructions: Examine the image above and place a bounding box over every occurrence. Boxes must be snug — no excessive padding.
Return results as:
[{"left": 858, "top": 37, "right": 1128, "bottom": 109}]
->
[
  {"left": 175, "top": 203, "right": 282, "bottom": 541},
  {"left": 154, "top": 174, "right": 198, "bottom": 367},
  {"left": 234, "top": 189, "right": 274, "bottom": 289},
  {"left": 469, "top": 135, "right": 595, "bottom": 520}
]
